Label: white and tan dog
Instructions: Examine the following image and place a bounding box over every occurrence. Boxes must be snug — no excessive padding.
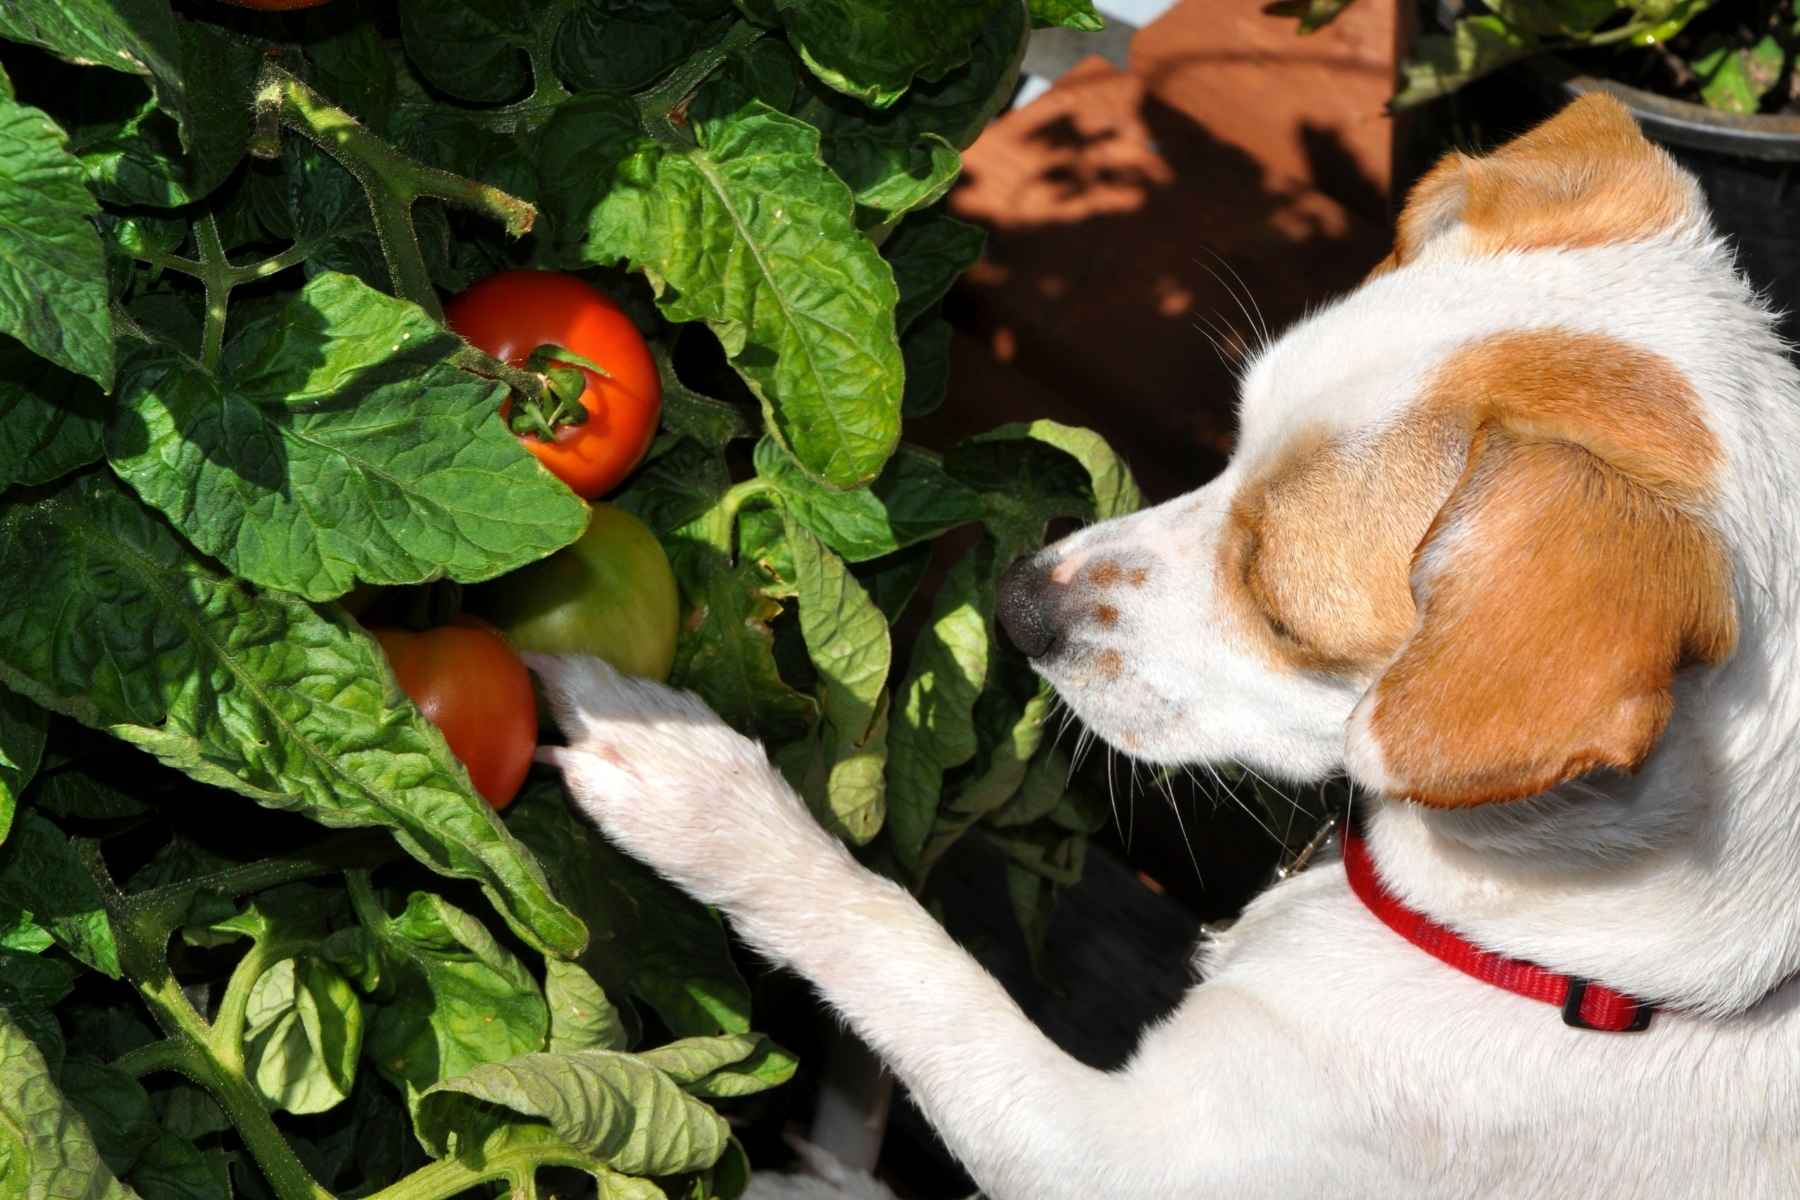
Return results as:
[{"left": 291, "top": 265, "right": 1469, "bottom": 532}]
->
[{"left": 533, "top": 96, "right": 1800, "bottom": 1197}]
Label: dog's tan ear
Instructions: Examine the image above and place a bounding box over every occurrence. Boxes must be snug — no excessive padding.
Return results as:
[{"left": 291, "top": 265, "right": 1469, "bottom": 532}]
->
[
  {"left": 1370, "top": 94, "right": 1701, "bottom": 278},
  {"left": 1344, "top": 338, "right": 1738, "bottom": 807}
]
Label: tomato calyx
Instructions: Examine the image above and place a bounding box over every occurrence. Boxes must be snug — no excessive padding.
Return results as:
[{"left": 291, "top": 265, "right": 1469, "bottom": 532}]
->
[{"left": 508, "top": 343, "right": 612, "bottom": 441}]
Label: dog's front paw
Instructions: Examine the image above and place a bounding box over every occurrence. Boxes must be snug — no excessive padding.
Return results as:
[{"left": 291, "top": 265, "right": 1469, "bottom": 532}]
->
[{"left": 527, "top": 653, "right": 806, "bottom": 902}]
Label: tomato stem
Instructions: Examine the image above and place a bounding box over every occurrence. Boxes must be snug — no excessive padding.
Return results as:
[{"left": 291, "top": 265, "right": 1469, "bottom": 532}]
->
[
  {"left": 251, "top": 60, "right": 537, "bottom": 322},
  {"left": 635, "top": 19, "right": 765, "bottom": 145}
]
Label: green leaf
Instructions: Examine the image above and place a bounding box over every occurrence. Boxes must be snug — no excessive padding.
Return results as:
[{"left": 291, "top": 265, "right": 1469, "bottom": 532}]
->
[
  {"left": 0, "top": 340, "right": 108, "bottom": 492},
  {"left": 0, "top": 949, "right": 73, "bottom": 1072},
  {"left": 1030, "top": 0, "right": 1105, "bottom": 31},
  {"left": 1395, "top": 16, "right": 1536, "bottom": 108},
  {"left": 856, "top": 542, "right": 932, "bottom": 623},
  {"left": 678, "top": 1038, "right": 798, "bottom": 1099},
  {"left": 1484, "top": 0, "right": 1616, "bottom": 36},
  {"left": 69, "top": 20, "right": 259, "bottom": 209},
  {"left": 672, "top": 561, "right": 817, "bottom": 744},
  {"left": 0, "top": 89, "right": 112, "bottom": 388},
  {"left": 923, "top": 682, "right": 1055, "bottom": 871},
  {"left": 416, "top": 1050, "right": 729, "bottom": 1176},
  {"left": 900, "top": 315, "right": 953, "bottom": 418},
  {"left": 972, "top": 420, "right": 1143, "bottom": 522},
  {"left": 886, "top": 545, "right": 991, "bottom": 869},
  {"left": 399, "top": 0, "right": 535, "bottom": 103},
  {"left": 1003, "top": 858, "right": 1056, "bottom": 976},
  {"left": 886, "top": 210, "right": 986, "bottom": 333},
  {"left": 754, "top": 439, "right": 984, "bottom": 563},
  {"left": 0, "top": 907, "right": 54, "bottom": 954},
  {"left": 562, "top": 95, "right": 904, "bottom": 488},
  {"left": 359, "top": 889, "right": 549, "bottom": 1106},
  {"left": 555, "top": 0, "right": 737, "bottom": 92},
  {"left": 0, "top": 0, "right": 251, "bottom": 208},
  {"left": 770, "top": 0, "right": 1008, "bottom": 108},
  {"left": 636, "top": 1036, "right": 759, "bottom": 1084},
  {"left": 988, "top": 744, "right": 1071, "bottom": 828},
  {"left": 787, "top": 518, "right": 891, "bottom": 843},
  {"left": 0, "top": 811, "right": 119, "bottom": 978},
  {"left": 0, "top": 474, "right": 586, "bottom": 958},
  {"left": 107, "top": 272, "right": 589, "bottom": 602},
  {"left": 0, "top": 687, "right": 46, "bottom": 848},
  {"left": 0, "top": 1008, "right": 140, "bottom": 1200},
  {"left": 57, "top": 1059, "right": 155, "bottom": 1178},
  {"left": 793, "top": 2, "right": 1027, "bottom": 223},
  {"left": 30, "top": 770, "right": 150, "bottom": 822},
  {"left": 546, "top": 959, "right": 628, "bottom": 1054},
  {"left": 125, "top": 1133, "right": 229, "bottom": 1200},
  {"left": 508, "top": 782, "right": 753, "bottom": 1040},
  {"left": 1695, "top": 34, "right": 1785, "bottom": 114},
  {"left": 243, "top": 957, "right": 365, "bottom": 1115}
]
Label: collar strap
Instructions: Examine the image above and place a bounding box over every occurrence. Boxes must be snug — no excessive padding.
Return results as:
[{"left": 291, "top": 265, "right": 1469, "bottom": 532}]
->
[{"left": 1341, "top": 810, "right": 1655, "bottom": 1032}]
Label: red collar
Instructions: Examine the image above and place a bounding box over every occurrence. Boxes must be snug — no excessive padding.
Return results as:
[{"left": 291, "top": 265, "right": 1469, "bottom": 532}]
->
[{"left": 1340, "top": 810, "right": 1655, "bottom": 1032}]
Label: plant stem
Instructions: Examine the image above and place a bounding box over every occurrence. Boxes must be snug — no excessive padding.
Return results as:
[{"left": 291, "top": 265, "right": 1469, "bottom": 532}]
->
[
  {"left": 136, "top": 971, "right": 334, "bottom": 1200},
  {"left": 634, "top": 18, "right": 765, "bottom": 143},
  {"left": 252, "top": 60, "right": 537, "bottom": 322},
  {"left": 195, "top": 213, "right": 232, "bottom": 374},
  {"left": 449, "top": 345, "right": 554, "bottom": 414},
  {"left": 113, "top": 1037, "right": 188, "bottom": 1080},
  {"left": 363, "top": 1144, "right": 597, "bottom": 1200},
  {"left": 211, "top": 935, "right": 289, "bottom": 1070}
]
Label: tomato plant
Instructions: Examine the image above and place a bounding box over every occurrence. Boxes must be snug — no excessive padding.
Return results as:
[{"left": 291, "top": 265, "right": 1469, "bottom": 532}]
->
[
  {"left": 471, "top": 502, "right": 681, "bottom": 682},
  {"left": 0, "top": 3, "right": 1132, "bottom": 1199},
  {"left": 213, "top": 0, "right": 332, "bottom": 10},
  {"left": 372, "top": 619, "right": 537, "bottom": 809},
  {"left": 447, "top": 271, "right": 663, "bottom": 499}
]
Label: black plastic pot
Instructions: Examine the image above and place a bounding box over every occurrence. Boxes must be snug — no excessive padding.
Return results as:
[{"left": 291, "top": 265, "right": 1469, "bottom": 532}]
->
[{"left": 1392, "top": 57, "right": 1800, "bottom": 350}]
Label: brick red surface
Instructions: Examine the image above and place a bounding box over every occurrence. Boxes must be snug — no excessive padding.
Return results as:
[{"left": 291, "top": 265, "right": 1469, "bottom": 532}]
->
[{"left": 922, "top": 0, "right": 1398, "bottom": 503}]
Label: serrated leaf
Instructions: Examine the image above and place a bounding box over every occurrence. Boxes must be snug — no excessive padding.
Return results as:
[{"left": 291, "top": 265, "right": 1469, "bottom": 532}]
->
[
  {"left": 672, "top": 561, "right": 817, "bottom": 743},
  {"left": 69, "top": 20, "right": 258, "bottom": 209},
  {"left": 770, "top": 0, "right": 1008, "bottom": 108},
  {"left": 0, "top": 0, "right": 250, "bottom": 209},
  {"left": 0, "top": 90, "right": 112, "bottom": 387},
  {"left": 416, "top": 1050, "right": 729, "bottom": 1176},
  {"left": 359, "top": 890, "right": 549, "bottom": 1106},
  {"left": 680, "top": 1038, "right": 798, "bottom": 1099},
  {"left": 636, "top": 1036, "right": 759, "bottom": 1084},
  {"left": 754, "top": 438, "right": 983, "bottom": 563},
  {"left": 243, "top": 957, "right": 364, "bottom": 1115},
  {"left": 546, "top": 959, "right": 627, "bottom": 1054},
  {"left": 886, "top": 210, "right": 986, "bottom": 333},
  {"left": 787, "top": 518, "right": 891, "bottom": 842},
  {"left": 554, "top": 0, "right": 737, "bottom": 92},
  {"left": 509, "top": 782, "right": 752, "bottom": 1040},
  {"left": 0, "top": 686, "right": 46, "bottom": 848},
  {"left": 561, "top": 94, "right": 903, "bottom": 488},
  {"left": 0, "top": 340, "right": 108, "bottom": 492},
  {"left": 399, "top": 0, "right": 535, "bottom": 103},
  {"left": 971, "top": 420, "right": 1143, "bottom": 521},
  {"left": 1031, "top": 0, "right": 1104, "bottom": 30},
  {"left": 0, "top": 1007, "right": 140, "bottom": 1200},
  {"left": 107, "top": 271, "right": 588, "bottom": 602},
  {"left": 1695, "top": 35, "right": 1785, "bottom": 114},
  {"left": 886, "top": 545, "right": 990, "bottom": 869},
  {"left": 58, "top": 1059, "right": 155, "bottom": 1178},
  {"left": 0, "top": 474, "right": 586, "bottom": 958},
  {"left": 0, "top": 811, "right": 119, "bottom": 978}
]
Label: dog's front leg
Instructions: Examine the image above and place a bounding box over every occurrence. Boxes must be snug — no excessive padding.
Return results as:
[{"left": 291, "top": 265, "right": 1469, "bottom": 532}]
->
[{"left": 530, "top": 655, "right": 1222, "bottom": 1199}]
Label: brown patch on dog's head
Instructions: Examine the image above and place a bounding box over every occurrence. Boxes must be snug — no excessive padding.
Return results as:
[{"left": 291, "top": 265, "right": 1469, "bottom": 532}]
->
[
  {"left": 1094, "top": 649, "right": 1123, "bottom": 680},
  {"left": 1088, "top": 560, "right": 1124, "bottom": 587},
  {"left": 1221, "top": 421, "right": 1465, "bottom": 675},
  {"left": 1095, "top": 603, "right": 1120, "bottom": 629},
  {"left": 1379, "top": 94, "right": 1699, "bottom": 274},
  {"left": 1348, "top": 329, "right": 1736, "bottom": 807}
]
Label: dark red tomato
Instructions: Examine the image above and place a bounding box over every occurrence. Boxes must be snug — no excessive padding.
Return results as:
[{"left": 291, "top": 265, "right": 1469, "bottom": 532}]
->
[
  {"left": 373, "top": 617, "right": 536, "bottom": 810},
  {"left": 445, "top": 271, "right": 663, "bottom": 499}
]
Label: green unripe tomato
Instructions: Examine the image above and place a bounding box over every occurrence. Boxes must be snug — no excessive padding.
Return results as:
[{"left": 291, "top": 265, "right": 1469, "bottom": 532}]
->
[{"left": 473, "top": 503, "right": 679, "bottom": 682}]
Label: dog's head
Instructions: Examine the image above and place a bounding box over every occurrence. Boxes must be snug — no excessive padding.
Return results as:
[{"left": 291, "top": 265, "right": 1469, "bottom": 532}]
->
[{"left": 1000, "top": 95, "right": 1779, "bottom": 811}]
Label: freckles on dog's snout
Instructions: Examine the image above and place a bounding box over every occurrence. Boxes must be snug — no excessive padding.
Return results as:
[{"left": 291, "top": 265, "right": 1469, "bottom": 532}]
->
[{"left": 997, "top": 555, "right": 1059, "bottom": 659}]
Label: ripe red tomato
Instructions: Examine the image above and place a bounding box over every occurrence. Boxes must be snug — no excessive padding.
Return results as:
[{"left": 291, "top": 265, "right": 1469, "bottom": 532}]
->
[
  {"left": 445, "top": 271, "right": 662, "bottom": 499},
  {"left": 373, "top": 617, "right": 536, "bottom": 810}
]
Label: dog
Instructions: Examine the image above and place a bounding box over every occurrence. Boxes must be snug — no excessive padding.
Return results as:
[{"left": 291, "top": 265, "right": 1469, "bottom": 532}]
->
[{"left": 532, "top": 95, "right": 1800, "bottom": 1197}]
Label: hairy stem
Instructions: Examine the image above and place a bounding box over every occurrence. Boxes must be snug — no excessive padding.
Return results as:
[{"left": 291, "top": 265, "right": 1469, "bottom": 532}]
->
[
  {"left": 252, "top": 60, "right": 537, "bottom": 322},
  {"left": 634, "top": 18, "right": 765, "bottom": 143},
  {"left": 194, "top": 214, "right": 232, "bottom": 373}
]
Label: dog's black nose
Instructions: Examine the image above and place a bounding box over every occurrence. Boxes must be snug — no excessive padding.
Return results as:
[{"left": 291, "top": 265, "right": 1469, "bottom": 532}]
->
[{"left": 997, "top": 555, "right": 1057, "bottom": 659}]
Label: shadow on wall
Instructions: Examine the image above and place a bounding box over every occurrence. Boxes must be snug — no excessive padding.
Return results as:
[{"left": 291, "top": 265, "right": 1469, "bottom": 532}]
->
[{"left": 918, "top": 60, "right": 1395, "bottom": 507}]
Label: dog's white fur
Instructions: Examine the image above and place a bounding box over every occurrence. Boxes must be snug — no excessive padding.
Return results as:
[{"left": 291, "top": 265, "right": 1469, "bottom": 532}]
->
[{"left": 535, "top": 98, "right": 1800, "bottom": 1197}]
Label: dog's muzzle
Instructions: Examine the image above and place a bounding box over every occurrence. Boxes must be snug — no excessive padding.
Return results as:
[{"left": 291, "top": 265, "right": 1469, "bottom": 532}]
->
[{"left": 997, "top": 555, "right": 1058, "bottom": 659}]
